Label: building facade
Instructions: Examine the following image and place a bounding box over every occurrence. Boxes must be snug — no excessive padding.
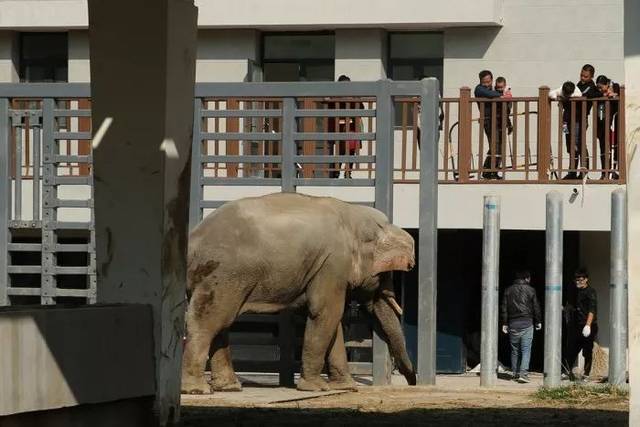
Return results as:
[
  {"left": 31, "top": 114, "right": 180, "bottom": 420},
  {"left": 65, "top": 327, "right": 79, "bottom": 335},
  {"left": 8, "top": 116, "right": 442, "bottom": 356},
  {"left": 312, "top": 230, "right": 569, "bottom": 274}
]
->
[{"left": 0, "top": 0, "right": 627, "bottom": 373}]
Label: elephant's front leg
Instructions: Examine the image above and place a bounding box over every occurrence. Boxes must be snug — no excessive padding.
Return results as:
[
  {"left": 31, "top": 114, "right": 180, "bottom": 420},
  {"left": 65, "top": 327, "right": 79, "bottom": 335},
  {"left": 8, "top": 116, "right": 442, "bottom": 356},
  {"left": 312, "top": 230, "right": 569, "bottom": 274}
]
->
[
  {"left": 326, "top": 323, "right": 358, "bottom": 391},
  {"left": 298, "top": 285, "right": 345, "bottom": 391}
]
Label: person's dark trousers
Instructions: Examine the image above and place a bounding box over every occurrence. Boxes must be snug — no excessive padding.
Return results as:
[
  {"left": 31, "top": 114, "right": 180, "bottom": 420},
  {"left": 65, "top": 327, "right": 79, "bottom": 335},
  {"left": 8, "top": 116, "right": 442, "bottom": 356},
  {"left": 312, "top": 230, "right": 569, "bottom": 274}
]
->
[
  {"left": 566, "top": 323, "right": 598, "bottom": 377},
  {"left": 482, "top": 121, "right": 503, "bottom": 175},
  {"left": 509, "top": 325, "right": 534, "bottom": 377},
  {"left": 597, "top": 122, "right": 619, "bottom": 178},
  {"left": 565, "top": 122, "right": 589, "bottom": 177}
]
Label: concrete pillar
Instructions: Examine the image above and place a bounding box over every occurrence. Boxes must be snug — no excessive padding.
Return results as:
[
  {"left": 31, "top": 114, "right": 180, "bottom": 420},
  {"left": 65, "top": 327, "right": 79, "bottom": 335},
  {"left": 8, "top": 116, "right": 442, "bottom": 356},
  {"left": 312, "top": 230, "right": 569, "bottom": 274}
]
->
[
  {"left": 480, "top": 195, "right": 500, "bottom": 387},
  {"left": 88, "top": 1, "right": 197, "bottom": 425},
  {"left": 335, "top": 29, "right": 387, "bottom": 81},
  {"left": 0, "top": 31, "right": 18, "bottom": 83},
  {"left": 544, "top": 191, "right": 563, "bottom": 388},
  {"left": 625, "top": 0, "right": 640, "bottom": 421},
  {"left": 68, "top": 30, "right": 91, "bottom": 83},
  {"left": 196, "top": 29, "right": 259, "bottom": 82},
  {"left": 609, "top": 189, "right": 627, "bottom": 386}
]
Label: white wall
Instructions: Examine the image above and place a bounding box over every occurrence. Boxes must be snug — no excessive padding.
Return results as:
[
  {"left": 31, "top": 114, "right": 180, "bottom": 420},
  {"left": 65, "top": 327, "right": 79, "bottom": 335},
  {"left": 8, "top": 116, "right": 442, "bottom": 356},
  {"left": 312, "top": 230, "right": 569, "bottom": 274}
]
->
[
  {"left": 0, "top": 31, "right": 17, "bottom": 82},
  {"left": 68, "top": 30, "right": 90, "bottom": 82},
  {"left": 443, "top": 0, "right": 624, "bottom": 97},
  {"left": 196, "top": 30, "right": 259, "bottom": 82},
  {"left": 335, "top": 29, "right": 387, "bottom": 81}
]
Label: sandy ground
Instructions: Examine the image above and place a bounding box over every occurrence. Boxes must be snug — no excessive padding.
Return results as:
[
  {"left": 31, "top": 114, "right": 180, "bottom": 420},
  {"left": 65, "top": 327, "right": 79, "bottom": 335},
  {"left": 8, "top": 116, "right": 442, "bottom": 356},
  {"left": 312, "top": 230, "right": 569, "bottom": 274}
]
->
[{"left": 180, "top": 373, "right": 628, "bottom": 426}]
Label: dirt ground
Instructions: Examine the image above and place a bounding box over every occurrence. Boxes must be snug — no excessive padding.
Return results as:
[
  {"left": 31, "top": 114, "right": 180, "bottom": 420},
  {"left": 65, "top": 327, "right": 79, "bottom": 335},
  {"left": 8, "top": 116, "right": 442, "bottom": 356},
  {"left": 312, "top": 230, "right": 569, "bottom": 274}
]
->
[{"left": 181, "top": 383, "right": 628, "bottom": 426}]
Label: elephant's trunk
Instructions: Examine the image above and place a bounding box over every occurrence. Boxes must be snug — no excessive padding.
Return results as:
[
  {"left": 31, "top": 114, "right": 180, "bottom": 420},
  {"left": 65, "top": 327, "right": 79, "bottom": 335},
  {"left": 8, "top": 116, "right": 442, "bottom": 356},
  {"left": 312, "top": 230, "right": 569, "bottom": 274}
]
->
[{"left": 371, "top": 291, "right": 417, "bottom": 385}]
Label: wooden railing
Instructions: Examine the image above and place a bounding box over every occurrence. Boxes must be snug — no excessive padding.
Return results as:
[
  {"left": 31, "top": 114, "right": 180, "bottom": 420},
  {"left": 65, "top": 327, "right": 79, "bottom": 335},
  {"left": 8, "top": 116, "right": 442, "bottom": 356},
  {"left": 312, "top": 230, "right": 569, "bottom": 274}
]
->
[{"left": 8, "top": 87, "right": 626, "bottom": 184}]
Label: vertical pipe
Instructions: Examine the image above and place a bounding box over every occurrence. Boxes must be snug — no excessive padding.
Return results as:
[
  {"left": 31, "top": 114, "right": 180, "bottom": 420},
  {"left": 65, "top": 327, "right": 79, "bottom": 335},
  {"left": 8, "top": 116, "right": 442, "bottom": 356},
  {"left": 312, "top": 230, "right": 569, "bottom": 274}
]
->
[
  {"left": 280, "top": 97, "right": 296, "bottom": 193},
  {"left": 0, "top": 98, "right": 10, "bottom": 306},
  {"left": 32, "top": 118, "right": 41, "bottom": 222},
  {"left": 417, "top": 78, "right": 439, "bottom": 385},
  {"left": 609, "top": 189, "right": 628, "bottom": 385},
  {"left": 480, "top": 195, "right": 500, "bottom": 387},
  {"left": 544, "top": 191, "right": 563, "bottom": 387},
  {"left": 13, "top": 115, "right": 22, "bottom": 221},
  {"left": 373, "top": 80, "right": 394, "bottom": 385},
  {"left": 188, "top": 98, "right": 203, "bottom": 232}
]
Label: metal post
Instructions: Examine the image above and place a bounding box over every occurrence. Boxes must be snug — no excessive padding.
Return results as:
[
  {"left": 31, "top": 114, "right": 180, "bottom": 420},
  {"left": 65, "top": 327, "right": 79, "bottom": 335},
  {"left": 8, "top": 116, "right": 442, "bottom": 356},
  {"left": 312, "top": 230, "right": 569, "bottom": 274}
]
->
[
  {"left": 417, "top": 77, "right": 439, "bottom": 385},
  {"left": 188, "top": 98, "right": 203, "bottom": 232},
  {"left": 281, "top": 97, "right": 296, "bottom": 193},
  {"left": 31, "top": 112, "right": 41, "bottom": 222},
  {"left": 373, "top": 80, "right": 394, "bottom": 385},
  {"left": 0, "top": 98, "right": 9, "bottom": 306},
  {"left": 41, "top": 98, "right": 56, "bottom": 305},
  {"left": 544, "top": 191, "right": 563, "bottom": 387},
  {"left": 12, "top": 113, "right": 22, "bottom": 221},
  {"left": 610, "top": 189, "right": 628, "bottom": 385},
  {"left": 480, "top": 195, "right": 500, "bottom": 386}
]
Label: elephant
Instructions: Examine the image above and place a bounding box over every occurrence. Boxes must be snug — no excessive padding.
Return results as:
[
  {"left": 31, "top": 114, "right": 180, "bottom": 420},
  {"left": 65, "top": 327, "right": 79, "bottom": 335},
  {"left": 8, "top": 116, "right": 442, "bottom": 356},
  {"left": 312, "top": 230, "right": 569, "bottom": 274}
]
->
[{"left": 181, "top": 192, "right": 417, "bottom": 394}]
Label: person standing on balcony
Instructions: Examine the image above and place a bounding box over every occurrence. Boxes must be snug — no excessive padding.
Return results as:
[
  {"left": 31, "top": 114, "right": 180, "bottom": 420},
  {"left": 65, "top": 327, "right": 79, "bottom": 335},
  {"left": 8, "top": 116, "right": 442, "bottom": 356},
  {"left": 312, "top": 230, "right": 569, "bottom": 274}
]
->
[
  {"left": 549, "top": 81, "right": 587, "bottom": 180},
  {"left": 327, "top": 75, "right": 363, "bottom": 178},
  {"left": 564, "top": 268, "right": 598, "bottom": 381},
  {"left": 474, "top": 70, "right": 508, "bottom": 180},
  {"left": 500, "top": 270, "right": 542, "bottom": 383},
  {"left": 595, "top": 75, "right": 620, "bottom": 180}
]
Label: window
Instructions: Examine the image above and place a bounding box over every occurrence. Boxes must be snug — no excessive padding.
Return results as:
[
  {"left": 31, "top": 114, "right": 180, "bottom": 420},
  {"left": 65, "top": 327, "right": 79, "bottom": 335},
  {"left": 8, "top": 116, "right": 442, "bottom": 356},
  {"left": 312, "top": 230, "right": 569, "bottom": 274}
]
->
[
  {"left": 262, "top": 33, "right": 335, "bottom": 82},
  {"left": 19, "top": 33, "right": 68, "bottom": 82},
  {"left": 388, "top": 32, "right": 443, "bottom": 126}
]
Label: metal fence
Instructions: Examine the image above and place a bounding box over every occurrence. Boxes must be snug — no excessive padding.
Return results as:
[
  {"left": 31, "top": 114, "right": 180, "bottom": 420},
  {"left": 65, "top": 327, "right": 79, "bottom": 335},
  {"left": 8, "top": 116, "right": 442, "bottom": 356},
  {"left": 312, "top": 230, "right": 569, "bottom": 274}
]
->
[{"left": 0, "top": 80, "right": 440, "bottom": 386}]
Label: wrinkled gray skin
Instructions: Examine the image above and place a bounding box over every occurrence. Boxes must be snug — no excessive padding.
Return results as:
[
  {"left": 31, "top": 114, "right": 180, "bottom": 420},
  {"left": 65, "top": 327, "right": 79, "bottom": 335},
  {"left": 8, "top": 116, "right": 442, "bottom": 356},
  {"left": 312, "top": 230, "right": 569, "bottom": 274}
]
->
[{"left": 181, "top": 193, "right": 416, "bottom": 393}]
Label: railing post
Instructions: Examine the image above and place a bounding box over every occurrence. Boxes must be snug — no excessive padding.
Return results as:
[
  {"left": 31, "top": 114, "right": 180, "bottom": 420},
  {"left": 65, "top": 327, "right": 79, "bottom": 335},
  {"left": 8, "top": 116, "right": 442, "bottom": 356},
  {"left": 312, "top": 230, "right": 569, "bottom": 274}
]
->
[
  {"left": 480, "top": 195, "right": 500, "bottom": 387},
  {"left": 281, "top": 97, "right": 296, "bottom": 193},
  {"left": 537, "top": 86, "right": 551, "bottom": 182},
  {"left": 457, "top": 87, "right": 472, "bottom": 182},
  {"left": 0, "top": 98, "right": 9, "bottom": 306},
  {"left": 610, "top": 188, "right": 628, "bottom": 385},
  {"left": 544, "top": 191, "right": 563, "bottom": 387},
  {"left": 417, "top": 78, "right": 439, "bottom": 385},
  {"left": 618, "top": 85, "right": 627, "bottom": 182},
  {"left": 41, "top": 98, "right": 56, "bottom": 305},
  {"left": 373, "top": 79, "right": 394, "bottom": 385},
  {"left": 188, "top": 98, "right": 203, "bottom": 232}
]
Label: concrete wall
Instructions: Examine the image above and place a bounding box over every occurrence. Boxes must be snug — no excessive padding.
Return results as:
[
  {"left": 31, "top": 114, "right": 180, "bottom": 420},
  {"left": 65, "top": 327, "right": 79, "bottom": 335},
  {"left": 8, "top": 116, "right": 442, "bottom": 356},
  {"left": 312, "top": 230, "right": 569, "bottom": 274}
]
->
[
  {"left": 335, "top": 29, "right": 387, "bottom": 80},
  {"left": 196, "top": 29, "right": 259, "bottom": 82},
  {"left": 0, "top": 31, "right": 18, "bottom": 83},
  {"left": 0, "top": 0, "right": 503, "bottom": 29},
  {"left": 0, "top": 305, "right": 155, "bottom": 416},
  {"left": 68, "top": 30, "right": 90, "bottom": 82},
  {"left": 442, "top": 0, "right": 624, "bottom": 97}
]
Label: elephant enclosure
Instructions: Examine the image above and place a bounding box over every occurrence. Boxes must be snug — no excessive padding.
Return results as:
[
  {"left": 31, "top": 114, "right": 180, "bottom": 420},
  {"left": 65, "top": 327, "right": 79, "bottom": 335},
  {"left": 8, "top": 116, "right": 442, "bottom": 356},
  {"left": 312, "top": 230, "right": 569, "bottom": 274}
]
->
[{"left": 181, "top": 375, "right": 628, "bottom": 426}]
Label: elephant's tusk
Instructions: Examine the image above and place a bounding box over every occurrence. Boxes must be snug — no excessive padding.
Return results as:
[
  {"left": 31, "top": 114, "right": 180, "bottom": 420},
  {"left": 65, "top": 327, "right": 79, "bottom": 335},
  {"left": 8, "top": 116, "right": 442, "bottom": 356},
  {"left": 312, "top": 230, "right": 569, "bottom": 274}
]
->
[{"left": 384, "top": 295, "right": 403, "bottom": 317}]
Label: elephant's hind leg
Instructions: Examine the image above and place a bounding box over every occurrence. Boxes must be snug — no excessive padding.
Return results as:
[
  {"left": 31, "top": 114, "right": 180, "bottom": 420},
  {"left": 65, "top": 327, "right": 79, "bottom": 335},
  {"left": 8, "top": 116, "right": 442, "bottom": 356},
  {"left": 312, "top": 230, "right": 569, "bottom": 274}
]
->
[
  {"left": 210, "top": 329, "right": 242, "bottom": 391},
  {"left": 182, "top": 285, "right": 245, "bottom": 394},
  {"left": 326, "top": 323, "right": 358, "bottom": 391}
]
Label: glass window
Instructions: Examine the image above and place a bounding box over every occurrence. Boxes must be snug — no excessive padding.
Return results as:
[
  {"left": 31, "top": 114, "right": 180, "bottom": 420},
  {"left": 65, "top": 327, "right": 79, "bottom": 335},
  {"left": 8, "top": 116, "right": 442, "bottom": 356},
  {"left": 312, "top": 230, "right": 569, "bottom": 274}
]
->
[
  {"left": 262, "top": 33, "right": 334, "bottom": 82},
  {"left": 388, "top": 32, "right": 443, "bottom": 126},
  {"left": 19, "top": 33, "right": 68, "bottom": 82}
]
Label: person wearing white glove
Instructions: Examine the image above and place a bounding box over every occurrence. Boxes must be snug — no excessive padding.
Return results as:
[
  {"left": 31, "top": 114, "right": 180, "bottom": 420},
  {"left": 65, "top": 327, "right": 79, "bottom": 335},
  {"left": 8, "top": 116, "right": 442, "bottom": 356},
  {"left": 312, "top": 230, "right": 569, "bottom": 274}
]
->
[
  {"left": 565, "top": 268, "right": 598, "bottom": 380},
  {"left": 500, "top": 270, "right": 542, "bottom": 383}
]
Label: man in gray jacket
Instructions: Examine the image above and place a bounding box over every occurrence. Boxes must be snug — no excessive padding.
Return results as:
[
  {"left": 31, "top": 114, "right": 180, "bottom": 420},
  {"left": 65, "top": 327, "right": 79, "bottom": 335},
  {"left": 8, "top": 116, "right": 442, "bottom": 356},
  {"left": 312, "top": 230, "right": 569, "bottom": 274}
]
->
[{"left": 501, "top": 270, "right": 542, "bottom": 383}]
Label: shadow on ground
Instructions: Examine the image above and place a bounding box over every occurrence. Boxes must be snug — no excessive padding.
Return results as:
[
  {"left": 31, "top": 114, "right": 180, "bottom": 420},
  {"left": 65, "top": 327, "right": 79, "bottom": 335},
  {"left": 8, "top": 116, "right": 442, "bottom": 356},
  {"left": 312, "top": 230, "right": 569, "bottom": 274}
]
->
[{"left": 180, "top": 406, "right": 627, "bottom": 427}]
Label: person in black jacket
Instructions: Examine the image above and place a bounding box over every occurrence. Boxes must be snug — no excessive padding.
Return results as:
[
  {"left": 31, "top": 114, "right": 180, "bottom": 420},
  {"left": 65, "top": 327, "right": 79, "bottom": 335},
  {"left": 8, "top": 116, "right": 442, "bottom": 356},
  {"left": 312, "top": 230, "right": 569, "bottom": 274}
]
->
[
  {"left": 565, "top": 268, "right": 598, "bottom": 380},
  {"left": 501, "top": 270, "right": 542, "bottom": 383},
  {"left": 595, "top": 75, "right": 621, "bottom": 180},
  {"left": 474, "top": 70, "right": 507, "bottom": 180},
  {"left": 564, "top": 64, "right": 599, "bottom": 179}
]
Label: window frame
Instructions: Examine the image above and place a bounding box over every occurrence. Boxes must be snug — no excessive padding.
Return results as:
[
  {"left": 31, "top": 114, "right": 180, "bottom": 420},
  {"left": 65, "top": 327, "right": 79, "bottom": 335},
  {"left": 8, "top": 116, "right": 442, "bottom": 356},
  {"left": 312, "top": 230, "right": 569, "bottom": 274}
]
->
[
  {"left": 18, "top": 32, "right": 69, "bottom": 83},
  {"left": 261, "top": 31, "right": 335, "bottom": 82}
]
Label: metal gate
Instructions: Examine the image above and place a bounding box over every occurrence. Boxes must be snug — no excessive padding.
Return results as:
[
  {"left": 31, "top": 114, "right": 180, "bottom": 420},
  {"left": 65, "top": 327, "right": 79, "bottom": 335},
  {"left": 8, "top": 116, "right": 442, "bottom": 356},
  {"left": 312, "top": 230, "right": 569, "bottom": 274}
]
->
[{"left": 0, "top": 80, "right": 439, "bottom": 385}]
